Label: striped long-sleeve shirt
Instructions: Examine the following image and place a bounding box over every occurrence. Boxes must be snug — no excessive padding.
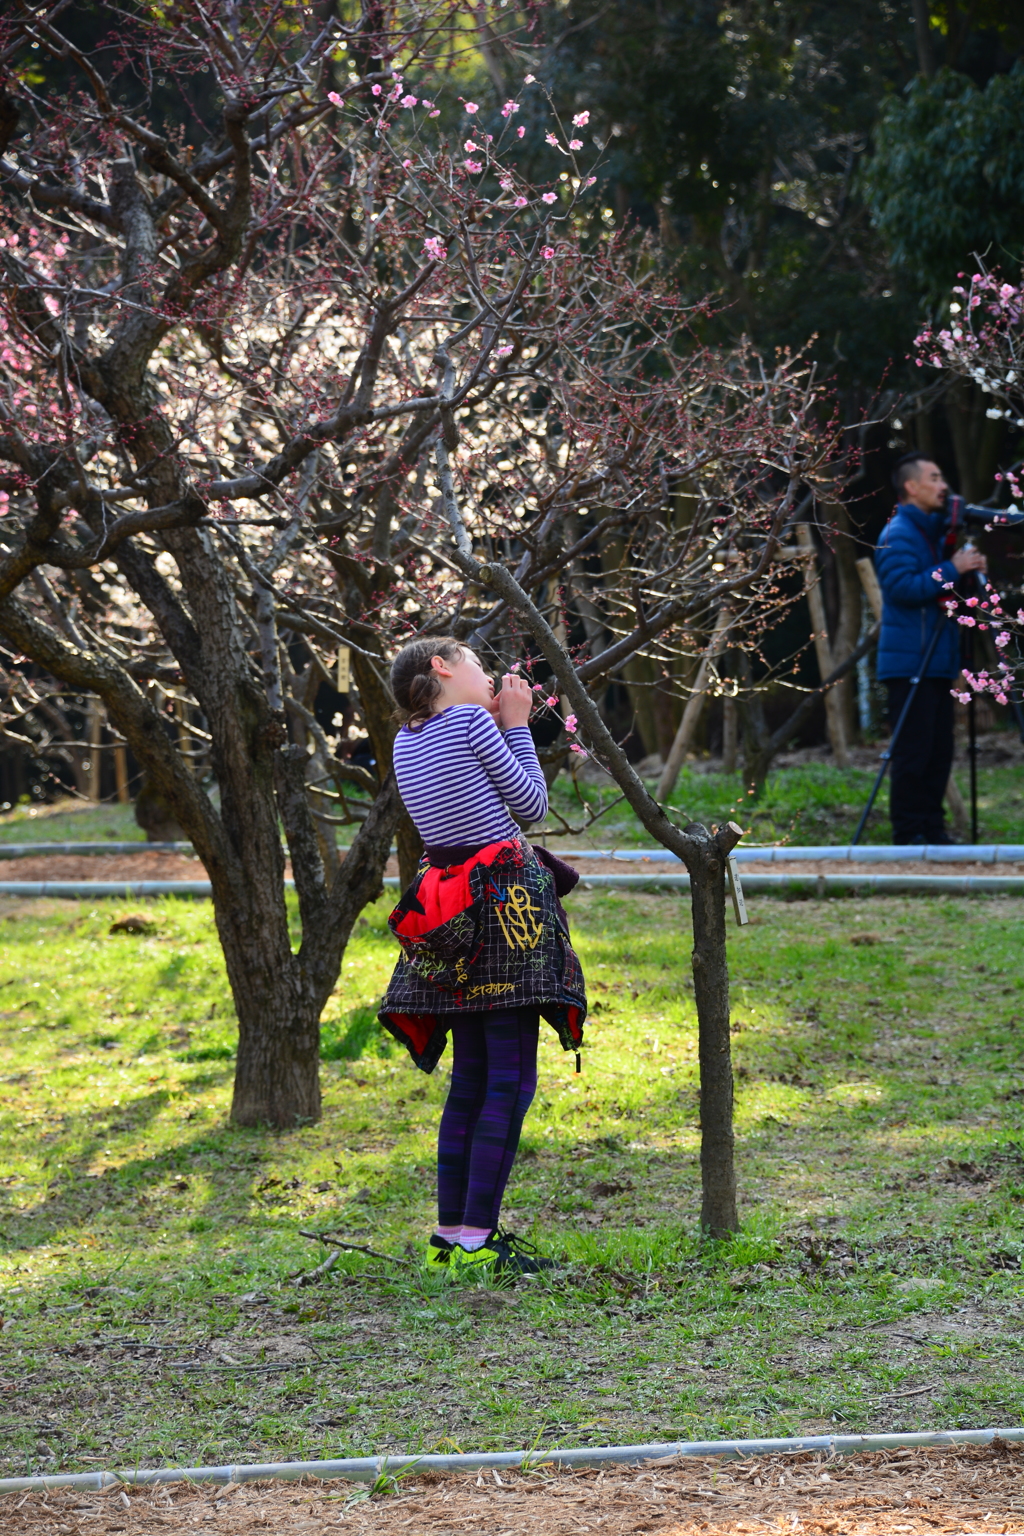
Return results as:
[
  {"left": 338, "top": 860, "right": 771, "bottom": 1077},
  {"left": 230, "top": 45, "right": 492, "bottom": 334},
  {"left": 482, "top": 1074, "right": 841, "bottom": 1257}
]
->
[{"left": 392, "top": 705, "right": 548, "bottom": 847}]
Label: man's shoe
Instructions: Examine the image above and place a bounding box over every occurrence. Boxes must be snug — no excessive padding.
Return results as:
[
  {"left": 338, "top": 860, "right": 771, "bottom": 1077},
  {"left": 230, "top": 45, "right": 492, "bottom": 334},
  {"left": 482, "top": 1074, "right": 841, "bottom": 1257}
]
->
[{"left": 427, "top": 1234, "right": 454, "bottom": 1265}]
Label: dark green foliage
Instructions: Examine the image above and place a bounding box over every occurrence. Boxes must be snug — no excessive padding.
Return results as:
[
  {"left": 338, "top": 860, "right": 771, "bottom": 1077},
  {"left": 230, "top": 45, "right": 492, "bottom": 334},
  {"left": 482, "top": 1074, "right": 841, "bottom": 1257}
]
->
[{"left": 861, "top": 65, "right": 1024, "bottom": 297}]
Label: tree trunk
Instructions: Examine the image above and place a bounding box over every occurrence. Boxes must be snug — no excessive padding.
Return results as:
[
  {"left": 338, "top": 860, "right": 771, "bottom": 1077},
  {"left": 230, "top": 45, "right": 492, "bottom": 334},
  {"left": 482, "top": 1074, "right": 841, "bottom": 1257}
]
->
[
  {"left": 396, "top": 812, "right": 424, "bottom": 891},
  {"left": 946, "top": 379, "right": 1006, "bottom": 502},
  {"left": 229, "top": 952, "right": 323, "bottom": 1126},
  {"left": 722, "top": 694, "right": 738, "bottom": 773},
  {"left": 911, "top": 0, "right": 936, "bottom": 76},
  {"left": 797, "top": 521, "right": 850, "bottom": 765},
  {"left": 688, "top": 832, "right": 738, "bottom": 1237},
  {"left": 820, "top": 497, "right": 863, "bottom": 747}
]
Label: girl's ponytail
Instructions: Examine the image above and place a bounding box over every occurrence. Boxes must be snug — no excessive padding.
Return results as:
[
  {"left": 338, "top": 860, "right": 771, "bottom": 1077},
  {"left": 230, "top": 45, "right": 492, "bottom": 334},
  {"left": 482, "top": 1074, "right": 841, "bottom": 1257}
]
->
[{"left": 390, "top": 637, "right": 465, "bottom": 731}]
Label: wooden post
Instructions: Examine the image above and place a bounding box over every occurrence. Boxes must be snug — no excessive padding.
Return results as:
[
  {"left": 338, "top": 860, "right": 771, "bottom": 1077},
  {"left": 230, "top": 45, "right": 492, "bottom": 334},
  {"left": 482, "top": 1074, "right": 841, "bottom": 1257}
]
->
[
  {"left": 797, "top": 522, "right": 850, "bottom": 766},
  {"left": 855, "top": 556, "right": 883, "bottom": 622},
  {"left": 113, "top": 744, "right": 130, "bottom": 805},
  {"left": 87, "top": 698, "right": 103, "bottom": 802},
  {"left": 655, "top": 606, "right": 732, "bottom": 800}
]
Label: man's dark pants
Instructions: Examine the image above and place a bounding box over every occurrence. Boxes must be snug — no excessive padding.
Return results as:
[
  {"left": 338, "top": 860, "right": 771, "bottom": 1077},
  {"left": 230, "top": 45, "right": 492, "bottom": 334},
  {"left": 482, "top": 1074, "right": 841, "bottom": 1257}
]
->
[{"left": 885, "top": 677, "right": 955, "bottom": 844}]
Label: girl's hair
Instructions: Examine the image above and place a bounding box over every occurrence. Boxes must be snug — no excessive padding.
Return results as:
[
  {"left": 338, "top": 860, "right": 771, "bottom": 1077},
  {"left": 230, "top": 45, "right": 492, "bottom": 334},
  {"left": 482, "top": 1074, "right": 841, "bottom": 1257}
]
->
[{"left": 390, "top": 636, "right": 465, "bottom": 730}]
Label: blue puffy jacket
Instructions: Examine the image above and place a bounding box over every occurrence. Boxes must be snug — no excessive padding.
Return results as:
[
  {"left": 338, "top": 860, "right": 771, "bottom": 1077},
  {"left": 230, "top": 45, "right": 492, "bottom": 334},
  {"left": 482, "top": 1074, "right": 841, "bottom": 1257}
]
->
[{"left": 874, "top": 503, "right": 960, "bottom": 680}]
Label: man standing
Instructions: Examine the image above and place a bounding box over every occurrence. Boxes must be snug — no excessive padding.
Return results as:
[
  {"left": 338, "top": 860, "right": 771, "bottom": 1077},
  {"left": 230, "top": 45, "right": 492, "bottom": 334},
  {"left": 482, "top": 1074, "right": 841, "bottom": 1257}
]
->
[{"left": 874, "top": 454, "right": 986, "bottom": 845}]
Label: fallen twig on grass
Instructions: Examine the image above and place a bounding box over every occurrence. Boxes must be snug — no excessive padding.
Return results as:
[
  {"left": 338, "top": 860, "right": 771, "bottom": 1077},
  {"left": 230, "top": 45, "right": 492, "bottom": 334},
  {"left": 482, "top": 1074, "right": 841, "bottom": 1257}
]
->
[
  {"left": 291, "top": 1248, "right": 342, "bottom": 1286},
  {"left": 874, "top": 1382, "right": 940, "bottom": 1400},
  {"left": 297, "top": 1231, "right": 413, "bottom": 1266}
]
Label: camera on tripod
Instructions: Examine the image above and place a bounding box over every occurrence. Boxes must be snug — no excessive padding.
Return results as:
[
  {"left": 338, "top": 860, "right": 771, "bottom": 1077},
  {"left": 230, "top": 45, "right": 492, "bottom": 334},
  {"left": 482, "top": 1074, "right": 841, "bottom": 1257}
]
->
[{"left": 942, "top": 494, "right": 1024, "bottom": 553}]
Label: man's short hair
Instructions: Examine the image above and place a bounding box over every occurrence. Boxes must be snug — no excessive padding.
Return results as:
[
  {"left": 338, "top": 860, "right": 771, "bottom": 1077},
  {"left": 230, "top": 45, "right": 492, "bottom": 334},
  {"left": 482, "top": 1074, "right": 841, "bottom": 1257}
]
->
[{"left": 892, "top": 451, "right": 936, "bottom": 496}]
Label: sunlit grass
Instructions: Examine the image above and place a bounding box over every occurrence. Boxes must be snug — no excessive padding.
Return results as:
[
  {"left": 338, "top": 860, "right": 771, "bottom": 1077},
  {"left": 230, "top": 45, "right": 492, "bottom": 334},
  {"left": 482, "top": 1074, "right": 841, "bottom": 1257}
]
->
[{"left": 1, "top": 883, "right": 1023, "bottom": 1474}]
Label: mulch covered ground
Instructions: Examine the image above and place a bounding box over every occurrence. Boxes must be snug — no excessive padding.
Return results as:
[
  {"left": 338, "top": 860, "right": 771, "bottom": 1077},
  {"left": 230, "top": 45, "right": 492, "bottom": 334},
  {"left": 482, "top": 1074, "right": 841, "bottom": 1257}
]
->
[{"left": 4, "top": 1442, "right": 1023, "bottom": 1533}]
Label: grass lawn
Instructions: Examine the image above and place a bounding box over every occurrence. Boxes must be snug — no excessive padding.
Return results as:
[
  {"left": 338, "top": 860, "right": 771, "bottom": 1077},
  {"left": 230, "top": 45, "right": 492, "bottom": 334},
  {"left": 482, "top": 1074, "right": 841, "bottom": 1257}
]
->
[
  {"left": 548, "top": 759, "right": 1024, "bottom": 848},
  {"left": 4, "top": 743, "right": 1024, "bottom": 852},
  {"left": 1, "top": 882, "right": 1023, "bottom": 1478}
]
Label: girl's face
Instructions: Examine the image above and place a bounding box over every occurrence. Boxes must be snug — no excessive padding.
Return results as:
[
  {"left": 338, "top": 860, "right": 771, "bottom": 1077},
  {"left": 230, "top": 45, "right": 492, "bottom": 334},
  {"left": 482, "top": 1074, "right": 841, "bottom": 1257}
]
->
[{"left": 429, "top": 647, "right": 496, "bottom": 714}]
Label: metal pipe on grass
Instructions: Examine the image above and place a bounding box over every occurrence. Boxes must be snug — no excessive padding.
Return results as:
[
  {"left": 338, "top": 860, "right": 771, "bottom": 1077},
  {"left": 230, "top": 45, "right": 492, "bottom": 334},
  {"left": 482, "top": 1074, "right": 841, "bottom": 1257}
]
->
[
  {"left": 1, "top": 1426, "right": 1022, "bottom": 1496},
  {"left": 3, "top": 873, "right": 1024, "bottom": 898}
]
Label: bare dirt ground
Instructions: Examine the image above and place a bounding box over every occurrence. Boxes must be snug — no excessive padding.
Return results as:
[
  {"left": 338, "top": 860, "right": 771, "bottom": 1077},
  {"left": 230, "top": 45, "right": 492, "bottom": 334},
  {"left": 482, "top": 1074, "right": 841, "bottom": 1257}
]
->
[
  {"left": 0, "top": 852, "right": 208, "bottom": 882},
  {"left": 4, "top": 1444, "right": 1023, "bottom": 1534}
]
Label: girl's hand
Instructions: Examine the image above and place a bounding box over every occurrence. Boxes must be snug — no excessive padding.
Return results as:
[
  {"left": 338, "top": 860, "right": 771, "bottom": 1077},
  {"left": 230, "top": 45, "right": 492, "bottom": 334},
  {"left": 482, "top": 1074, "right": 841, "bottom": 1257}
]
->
[{"left": 496, "top": 673, "right": 534, "bottom": 730}]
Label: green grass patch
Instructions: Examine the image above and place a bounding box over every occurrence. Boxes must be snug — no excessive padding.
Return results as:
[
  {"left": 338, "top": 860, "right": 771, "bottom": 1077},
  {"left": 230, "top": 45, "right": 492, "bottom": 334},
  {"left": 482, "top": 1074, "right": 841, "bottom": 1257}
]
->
[
  {"left": 0, "top": 799, "right": 145, "bottom": 843},
  {"left": 549, "top": 759, "right": 1024, "bottom": 846},
  {"left": 1, "top": 885, "right": 1023, "bottom": 1476}
]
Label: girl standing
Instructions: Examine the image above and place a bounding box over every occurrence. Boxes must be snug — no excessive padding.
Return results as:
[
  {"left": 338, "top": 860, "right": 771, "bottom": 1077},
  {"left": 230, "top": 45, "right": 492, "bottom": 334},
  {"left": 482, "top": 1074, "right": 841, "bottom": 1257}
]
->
[{"left": 379, "top": 638, "right": 587, "bottom": 1272}]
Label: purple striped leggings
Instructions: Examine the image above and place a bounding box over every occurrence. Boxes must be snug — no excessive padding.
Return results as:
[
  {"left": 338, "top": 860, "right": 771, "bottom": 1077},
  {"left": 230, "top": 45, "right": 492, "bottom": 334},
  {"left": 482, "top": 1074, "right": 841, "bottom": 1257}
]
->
[{"left": 437, "top": 1009, "right": 539, "bottom": 1231}]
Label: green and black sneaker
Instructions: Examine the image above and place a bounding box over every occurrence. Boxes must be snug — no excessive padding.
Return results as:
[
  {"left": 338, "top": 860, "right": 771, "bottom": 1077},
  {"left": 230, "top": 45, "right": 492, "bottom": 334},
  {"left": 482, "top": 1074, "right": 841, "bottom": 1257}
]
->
[
  {"left": 427, "top": 1233, "right": 455, "bottom": 1265},
  {"left": 453, "top": 1228, "right": 559, "bottom": 1274}
]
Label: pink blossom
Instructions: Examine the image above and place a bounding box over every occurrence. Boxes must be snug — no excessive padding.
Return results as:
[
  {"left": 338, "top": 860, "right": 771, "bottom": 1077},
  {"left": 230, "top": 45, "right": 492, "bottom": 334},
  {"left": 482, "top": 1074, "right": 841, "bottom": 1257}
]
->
[
  {"left": 966, "top": 595, "right": 979, "bottom": 606},
  {"left": 499, "top": 176, "right": 514, "bottom": 190},
  {"left": 402, "top": 158, "right": 412, "bottom": 169},
  {"left": 463, "top": 158, "right": 483, "bottom": 173},
  {"left": 545, "top": 133, "right": 559, "bottom": 147},
  {"left": 422, "top": 236, "right": 446, "bottom": 262},
  {"left": 532, "top": 684, "right": 544, "bottom": 692},
  {"left": 541, "top": 246, "right": 556, "bottom": 259},
  {"left": 517, "top": 126, "right": 526, "bottom": 138},
  {"left": 995, "top": 631, "right": 1011, "bottom": 647},
  {"left": 996, "top": 692, "right": 1009, "bottom": 705},
  {"left": 569, "top": 139, "right": 583, "bottom": 150},
  {"left": 465, "top": 140, "right": 478, "bottom": 151},
  {"left": 501, "top": 101, "right": 519, "bottom": 117},
  {"left": 953, "top": 690, "right": 972, "bottom": 704},
  {"left": 569, "top": 743, "right": 589, "bottom": 757},
  {"left": 495, "top": 345, "right": 514, "bottom": 358},
  {"left": 465, "top": 101, "right": 479, "bottom": 114},
  {"left": 958, "top": 615, "right": 977, "bottom": 626},
  {"left": 541, "top": 191, "right": 557, "bottom": 204},
  {"left": 524, "top": 74, "right": 536, "bottom": 84},
  {"left": 371, "top": 83, "right": 382, "bottom": 95},
  {"left": 564, "top": 713, "right": 578, "bottom": 732},
  {"left": 541, "top": 695, "right": 556, "bottom": 708},
  {"left": 327, "top": 91, "right": 343, "bottom": 107},
  {"left": 429, "top": 110, "right": 440, "bottom": 118},
  {"left": 513, "top": 196, "right": 528, "bottom": 207},
  {"left": 584, "top": 176, "right": 596, "bottom": 186},
  {"left": 401, "top": 94, "right": 418, "bottom": 108},
  {"left": 572, "top": 111, "right": 590, "bottom": 127},
  {"left": 421, "top": 100, "right": 433, "bottom": 110}
]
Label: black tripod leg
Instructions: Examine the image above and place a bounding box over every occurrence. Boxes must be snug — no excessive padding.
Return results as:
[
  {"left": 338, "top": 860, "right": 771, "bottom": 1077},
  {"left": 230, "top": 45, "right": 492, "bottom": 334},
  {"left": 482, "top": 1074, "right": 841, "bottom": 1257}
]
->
[
  {"left": 852, "top": 613, "right": 948, "bottom": 847},
  {"left": 852, "top": 756, "right": 891, "bottom": 846},
  {"left": 968, "top": 691, "right": 978, "bottom": 844}
]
